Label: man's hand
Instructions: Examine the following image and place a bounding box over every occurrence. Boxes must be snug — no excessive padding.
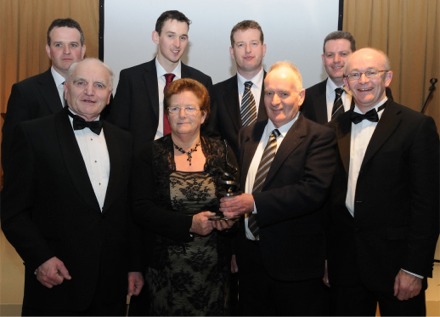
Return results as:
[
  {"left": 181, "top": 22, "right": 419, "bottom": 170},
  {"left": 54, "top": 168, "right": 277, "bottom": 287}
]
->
[
  {"left": 128, "top": 272, "right": 144, "bottom": 296},
  {"left": 219, "top": 194, "right": 255, "bottom": 219},
  {"left": 34, "top": 256, "right": 71, "bottom": 288},
  {"left": 393, "top": 269, "right": 422, "bottom": 300}
]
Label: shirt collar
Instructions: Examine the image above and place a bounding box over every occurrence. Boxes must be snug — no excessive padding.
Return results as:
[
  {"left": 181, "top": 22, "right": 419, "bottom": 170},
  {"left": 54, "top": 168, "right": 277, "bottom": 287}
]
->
[
  {"left": 237, "top": 68, "right": 264, "bottom": 91},
  {"left": 155, "top": 58, "right": 182, "bottom": 80},
  {"left": 51, "top": 67, "right": 65, "bottom": 87},
  {"left": 326, "top": 77, "right": 345, "bottom": 97},
  {"left": 266, "top": 111, "right": 299, "bottom": 138}
]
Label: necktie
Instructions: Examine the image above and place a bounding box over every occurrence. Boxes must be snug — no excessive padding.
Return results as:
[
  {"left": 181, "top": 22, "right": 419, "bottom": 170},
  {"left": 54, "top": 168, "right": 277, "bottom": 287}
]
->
[
  {"left": 350, "top": 104, "right": 386, "bottom": 124},
  {"left": 67, "top": 110, "right": 103, "bottom": 135},
  {"left": 163, "top": 73, "right": 175, "bottom": 135},
  {"left": 331, "top": 87, "right": 344, "bottom": 120},
  {"left": 241, "top": 81, "right": 257, "bottom": 127},
  {"left": 248, "top": 129, "right": 281, "bottom": 237}
]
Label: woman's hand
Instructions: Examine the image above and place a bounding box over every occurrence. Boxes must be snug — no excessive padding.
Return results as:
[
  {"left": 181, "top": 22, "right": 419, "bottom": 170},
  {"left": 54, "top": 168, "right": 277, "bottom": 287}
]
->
[{"left": 190, "top": 211, "right": 216, "bottom": 236}]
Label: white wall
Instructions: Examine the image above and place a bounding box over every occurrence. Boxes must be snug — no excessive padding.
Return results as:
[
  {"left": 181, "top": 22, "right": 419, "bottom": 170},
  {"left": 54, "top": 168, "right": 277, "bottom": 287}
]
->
[{"left": 104, "top": 0, "right": 340, "bottom": 89}]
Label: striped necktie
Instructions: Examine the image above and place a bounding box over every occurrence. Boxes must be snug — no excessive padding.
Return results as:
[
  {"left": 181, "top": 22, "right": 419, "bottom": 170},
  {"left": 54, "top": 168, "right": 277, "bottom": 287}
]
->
[
  {"left": 248, "top": 129, "right": 281, "bottom": 237},
  {"left": 331, "top": 87, "right": 344, "bottom": 120},
  {"left": 241, "top": 81, "right": 257, "bottom": 127}
]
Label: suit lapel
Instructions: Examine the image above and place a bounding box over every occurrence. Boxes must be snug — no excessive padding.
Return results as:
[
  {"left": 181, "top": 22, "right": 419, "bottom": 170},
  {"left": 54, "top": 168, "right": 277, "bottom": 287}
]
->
[
  {"left": 240, "top": 121, "right": 265, "bottom": 188},
  {"left": 38, "top": 69, "right": 64, "bottom": 113},
  {"left": 55, "top": 111, "right": 101, "bottom": 211},
  {"left": 143, "top": 61, "right": 160, "bottom": 118},
  {"left": 225, "top": 76, "right": 241, "bottom": 132},
  {"left": 263, "top": 116, "right": 306, "bottom": 186},
  {"left": 361, "top": 101, "right": 401, "bottom": 167},
  {"left": 256, "top": 71, "right": 268, "bottom": 123},
  {"left": 101, "top": 123, "right": 123, "bottom": 212},
  {"left": 315, "top": 80, "right": 329, "bottom": 123},
  {"left": 335, "top": 112, "right": 352, "bottom": 174}
]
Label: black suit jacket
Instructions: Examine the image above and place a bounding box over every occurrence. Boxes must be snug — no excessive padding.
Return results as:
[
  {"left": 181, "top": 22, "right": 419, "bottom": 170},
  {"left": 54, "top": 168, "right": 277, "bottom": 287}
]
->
[
  {"left": 236, "top": 116, "right": 337, "bottom": 281},
  {"left": 1, "top": 110, "right": 140, "bottom": 311},
  {"left": 213, "top": 74, "right": 268, "bottom": 156},
  {"left": 327, "top": 100, "right": 439, "bottom": 292},
  {"left": 2, "top": 69, "right": 63, "bottom": 169},
  {"left": 301, "top": 79, "right": 329, "bottom": 124},
  {"left": 105, "top": 59, "right": 215, "bottom": 151}
]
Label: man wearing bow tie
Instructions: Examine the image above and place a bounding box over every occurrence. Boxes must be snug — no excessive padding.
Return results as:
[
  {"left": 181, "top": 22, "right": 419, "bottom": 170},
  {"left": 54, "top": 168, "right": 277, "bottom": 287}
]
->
[
  {"left": 1, "top": 58, "right": 144, "bottom": 316},
  {"left": 327, "top": 48, "right": 439, "bottom": 316}
]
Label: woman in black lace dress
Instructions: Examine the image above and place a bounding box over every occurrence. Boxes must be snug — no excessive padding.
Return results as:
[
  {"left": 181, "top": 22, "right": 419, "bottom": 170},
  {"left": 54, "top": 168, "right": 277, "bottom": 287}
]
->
[{"left": 131, "top": 78, "right": 238, "bottom": 316}]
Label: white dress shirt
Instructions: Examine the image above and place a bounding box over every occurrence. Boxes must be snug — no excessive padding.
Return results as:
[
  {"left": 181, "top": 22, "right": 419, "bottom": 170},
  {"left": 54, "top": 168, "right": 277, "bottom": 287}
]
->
[
  {"left": 68, "top": 110, "right": 110, "bottom": 211},
  {"left": 345, "top": 97, "right": 387, "bottom": 216}
]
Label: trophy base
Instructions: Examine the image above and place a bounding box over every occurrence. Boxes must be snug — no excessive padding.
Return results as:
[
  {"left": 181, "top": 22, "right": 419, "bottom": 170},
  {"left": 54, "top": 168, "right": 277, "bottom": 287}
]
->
[
  {"left": 218, "top": 191, "right": 241, "bottom": 197},
  {"left": 208, "top": 214, "right": 230, "bottom": 221}
]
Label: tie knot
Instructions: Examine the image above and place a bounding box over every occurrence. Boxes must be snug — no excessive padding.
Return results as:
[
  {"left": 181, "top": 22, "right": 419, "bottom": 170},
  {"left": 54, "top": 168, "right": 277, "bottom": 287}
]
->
[
  {"left": 164, "top": 73, "right": 175, "bottom": 85},
  {"left": 244, "top": 81, "right": 253, "bottom": 90},
  {"left": 271, "top": 129, "right": 281, "bottom": 139},
  {"left": 335, "top": 87, "right": 344, "bottom": 98}
]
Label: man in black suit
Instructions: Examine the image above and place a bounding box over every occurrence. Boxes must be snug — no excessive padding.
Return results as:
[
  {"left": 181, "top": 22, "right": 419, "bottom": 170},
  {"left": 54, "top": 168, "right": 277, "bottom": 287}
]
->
[
  {"left": 213, "top": 20, "right": 268, "bottom": 156},
  {"left": 2, "top": 18, "right": 86, "bottom": 170},
  {"left": 213, "top": 20, "right": 267, "bottom": 313},
  {"left": 106, "top": 10, "right": 215, "bottom": 152},
  {"left": 220, "top": 61, "right": 337, "bottom": 315},
  {"left": 327, "top": 48, "right": 439, "bottom": 316},
  {"left": 301, "top": 31, "right": 356, "bottom": 124},
  {"left": 1, "top": 58, "right": 144, "bottom": 316}
]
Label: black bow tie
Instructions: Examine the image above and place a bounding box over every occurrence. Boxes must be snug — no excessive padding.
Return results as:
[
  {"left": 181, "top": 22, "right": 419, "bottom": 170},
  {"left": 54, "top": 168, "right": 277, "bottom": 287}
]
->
[
  {"left": 66, "top": 108, "right": 103, "bottom": 134},
  {"left": 350, "top": 104, "right": 386, "bottom": 124}
]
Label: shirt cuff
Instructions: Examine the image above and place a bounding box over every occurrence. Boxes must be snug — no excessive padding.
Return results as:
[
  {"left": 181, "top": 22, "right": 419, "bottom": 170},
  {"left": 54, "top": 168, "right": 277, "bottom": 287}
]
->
[{"left": 401, "top": 269, "right": 423, "bottom": 279}]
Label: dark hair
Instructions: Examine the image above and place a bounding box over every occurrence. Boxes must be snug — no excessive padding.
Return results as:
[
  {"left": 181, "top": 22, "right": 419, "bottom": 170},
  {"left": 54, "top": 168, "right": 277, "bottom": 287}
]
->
[
  {"left": 155, "top": 10, "right": 191, "bottom": 34},
  {"left": 230, "top": 20, "right": 264, "bottom": 46},
  {"left": 47, "top": 18, "right": 85, "bottom": 46},
  {"left": 323, "top": 31, "right": 356, "bottom": 53},
  {"left": 164, "top": 78, "right": 210, "bottom": 119}
]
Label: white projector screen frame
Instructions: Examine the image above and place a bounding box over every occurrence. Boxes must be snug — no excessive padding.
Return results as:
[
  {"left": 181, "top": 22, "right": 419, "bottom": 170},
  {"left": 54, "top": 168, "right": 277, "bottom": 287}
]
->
[{"left": 103, "top": 0, "right": 340, "bottom": 89}]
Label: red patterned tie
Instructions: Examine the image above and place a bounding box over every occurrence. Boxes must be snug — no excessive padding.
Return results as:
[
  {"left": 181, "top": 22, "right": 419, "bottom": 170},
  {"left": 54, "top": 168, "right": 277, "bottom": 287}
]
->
[{"left": 163, "top": 73, "right": 175, "bottom": 135}]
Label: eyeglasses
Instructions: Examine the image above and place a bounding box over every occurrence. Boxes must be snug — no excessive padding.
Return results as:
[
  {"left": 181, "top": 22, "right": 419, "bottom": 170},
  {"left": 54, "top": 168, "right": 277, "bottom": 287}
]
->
[
  {"left": 344, "top": 69, "right": 389, "bottom": 81},
  {"left": 167, "top": 106, "right": 200, "bottom": 115}
]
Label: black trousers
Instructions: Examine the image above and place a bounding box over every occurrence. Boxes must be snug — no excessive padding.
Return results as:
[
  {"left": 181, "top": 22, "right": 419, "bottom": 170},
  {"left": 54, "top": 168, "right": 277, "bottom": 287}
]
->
[
  {"left": 22, "top": 267, "right": 127, "bottom": 316},
  {"left": 329, "top": 283, "right": 426, "bottom": 316},
  {"left": 237, "top": 238, "right": 330, "bottom": 316}
]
